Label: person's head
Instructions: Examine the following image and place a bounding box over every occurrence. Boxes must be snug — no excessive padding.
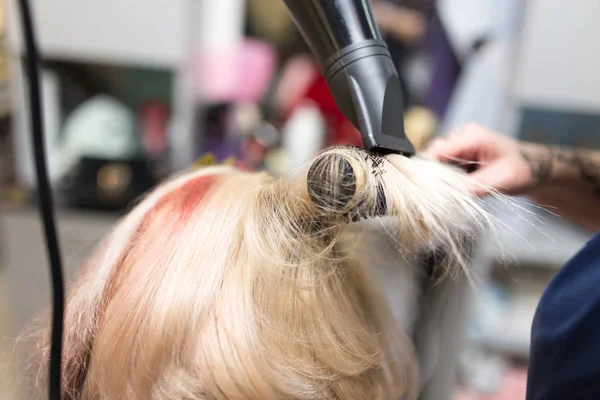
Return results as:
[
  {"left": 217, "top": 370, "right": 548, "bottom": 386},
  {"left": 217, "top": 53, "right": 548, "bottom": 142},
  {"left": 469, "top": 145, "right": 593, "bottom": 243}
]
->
[{"left": 22, "top": 146, "right": 495, "bottom": 400}]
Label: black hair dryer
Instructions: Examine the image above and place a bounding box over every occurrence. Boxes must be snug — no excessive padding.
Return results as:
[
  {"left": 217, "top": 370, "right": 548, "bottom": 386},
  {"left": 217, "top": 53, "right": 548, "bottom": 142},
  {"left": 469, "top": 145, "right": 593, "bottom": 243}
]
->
[{"left": 283, "top": 0, "right": 415, "bottom": 156}]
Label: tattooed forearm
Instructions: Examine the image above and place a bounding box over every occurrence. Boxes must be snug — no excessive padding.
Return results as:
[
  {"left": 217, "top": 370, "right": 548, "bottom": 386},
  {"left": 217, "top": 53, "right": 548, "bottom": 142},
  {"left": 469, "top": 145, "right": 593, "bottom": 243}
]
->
[
  {"left": 520, "top": 143, "right": 600, "bottom": 195},
  {"left": 520, "top": 146, "right": 553, "bottom": 184},
  {"left": 551, "top": 147, "right": 600, "bottom": 194}
]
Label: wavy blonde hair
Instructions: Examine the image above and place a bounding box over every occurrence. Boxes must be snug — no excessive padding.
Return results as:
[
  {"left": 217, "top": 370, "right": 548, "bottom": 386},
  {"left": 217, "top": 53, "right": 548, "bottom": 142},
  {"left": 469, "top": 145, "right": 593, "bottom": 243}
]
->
[{"left": 21, "top": 146, "right": 495, "bottom": 400}]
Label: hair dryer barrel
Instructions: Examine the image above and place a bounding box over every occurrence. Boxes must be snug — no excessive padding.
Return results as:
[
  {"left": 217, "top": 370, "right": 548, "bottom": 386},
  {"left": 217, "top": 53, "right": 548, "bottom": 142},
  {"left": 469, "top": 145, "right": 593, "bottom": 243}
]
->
[{"left": 283, "top": 0, "right": 415, "bottom": 156}]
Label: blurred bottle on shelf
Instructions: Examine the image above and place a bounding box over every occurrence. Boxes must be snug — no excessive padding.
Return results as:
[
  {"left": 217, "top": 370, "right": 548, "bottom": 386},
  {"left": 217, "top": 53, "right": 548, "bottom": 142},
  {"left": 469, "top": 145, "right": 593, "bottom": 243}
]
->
[
  {"left": 140, "top": 100, "right": 170, "bottom": 179},
  {"left": 404, "top": 106, "right": 438, "bottom": 151},
  {"left": 280, "top": 103, "right": 325, "bottom": 175},
  {"left": 55, "top": 95, "right": 154, "bottom": 211}
]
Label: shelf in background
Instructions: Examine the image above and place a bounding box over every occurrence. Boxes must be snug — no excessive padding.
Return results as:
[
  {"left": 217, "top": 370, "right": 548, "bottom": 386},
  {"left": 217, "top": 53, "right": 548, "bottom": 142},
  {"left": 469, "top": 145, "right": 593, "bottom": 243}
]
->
[
  {"left": 476, "top": 331, "right": 530, "bottom": 360},
  {"left": 469, "top": 200, "right": 593, "bottom": 360},
  {"left": 480, "top": 199, "right": 592, "bottom": 269}
]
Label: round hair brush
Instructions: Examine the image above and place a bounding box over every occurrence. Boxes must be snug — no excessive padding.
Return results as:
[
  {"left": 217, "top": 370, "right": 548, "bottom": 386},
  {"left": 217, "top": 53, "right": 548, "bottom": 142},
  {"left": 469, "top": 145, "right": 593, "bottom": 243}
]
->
[{"left": 307, "top": 146, "right": 388, "bottom": 222}]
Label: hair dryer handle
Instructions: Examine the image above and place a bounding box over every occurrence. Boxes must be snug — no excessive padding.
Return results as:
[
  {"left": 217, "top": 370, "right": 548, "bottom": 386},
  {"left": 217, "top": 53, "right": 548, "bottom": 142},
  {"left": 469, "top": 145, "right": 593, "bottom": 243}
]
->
[
  {"left": 325, "top": 41, "right": 415, "bottom": 155},
  {"left": 283, "top": 0, "right": 415, "bottom": 156}
]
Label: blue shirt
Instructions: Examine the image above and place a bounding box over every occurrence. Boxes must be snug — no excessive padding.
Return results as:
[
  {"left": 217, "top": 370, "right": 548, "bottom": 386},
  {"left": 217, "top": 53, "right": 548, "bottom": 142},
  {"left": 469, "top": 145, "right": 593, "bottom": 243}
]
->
[{"left": 527, "top": 231, "right": 600, "bottom": 399}]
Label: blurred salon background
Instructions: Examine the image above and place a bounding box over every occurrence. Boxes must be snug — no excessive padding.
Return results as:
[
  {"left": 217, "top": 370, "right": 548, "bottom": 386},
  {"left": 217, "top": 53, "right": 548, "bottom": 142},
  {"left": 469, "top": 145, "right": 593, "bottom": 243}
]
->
[{"left": 1, "top": 1, "right": 600, "bottom": 399}]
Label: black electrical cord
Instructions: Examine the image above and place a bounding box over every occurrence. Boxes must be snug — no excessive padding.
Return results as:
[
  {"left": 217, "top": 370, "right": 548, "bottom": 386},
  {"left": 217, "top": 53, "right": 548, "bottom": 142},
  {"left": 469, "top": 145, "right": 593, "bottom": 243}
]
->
[{"left": 16, "top": 1, "right": 65, "bottom": 400}]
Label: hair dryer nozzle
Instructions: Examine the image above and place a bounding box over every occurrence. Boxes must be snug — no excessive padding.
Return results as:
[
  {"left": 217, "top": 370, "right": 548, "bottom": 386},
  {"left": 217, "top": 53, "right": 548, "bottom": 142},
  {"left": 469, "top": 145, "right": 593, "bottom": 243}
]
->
[{"left": 283, "top": 0, "right": 415, "bottom": 156}]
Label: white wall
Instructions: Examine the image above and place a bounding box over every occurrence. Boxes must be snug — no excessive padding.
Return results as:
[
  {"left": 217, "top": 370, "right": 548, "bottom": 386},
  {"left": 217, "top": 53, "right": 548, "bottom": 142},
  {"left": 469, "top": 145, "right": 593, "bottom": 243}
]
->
[
  {"left": 5, "top": 0, "right": 187, "bottom": 68},
  {"left": 514, "top": 0, "right": 600, "bottom": 113}
]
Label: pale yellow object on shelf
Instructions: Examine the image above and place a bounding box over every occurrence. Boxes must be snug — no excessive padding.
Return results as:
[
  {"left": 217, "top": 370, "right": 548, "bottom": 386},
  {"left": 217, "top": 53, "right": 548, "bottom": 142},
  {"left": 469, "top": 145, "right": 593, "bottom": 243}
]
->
[
  {"left": 0, "top": 0, "right": 4, "bottom": 36},
  {"left": 404, "top": 106, "right": 438, "bottom": 152},
  {"left": 264, "top": 147, "right": 289, "bottom": 177},
  {"left": 246, "top": 0, "right": 295, "bottom": 47},
  {"left": 192, "top": 153, "right": 236, "bottom": 170}
]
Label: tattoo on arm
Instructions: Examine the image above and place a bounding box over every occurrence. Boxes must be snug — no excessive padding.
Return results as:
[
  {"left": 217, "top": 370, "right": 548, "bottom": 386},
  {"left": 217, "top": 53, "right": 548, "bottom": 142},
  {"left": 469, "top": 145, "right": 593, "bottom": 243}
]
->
[
  {"left": 521, "top": 144, "right": 600, "bottom": 195},
  {"left": 520, "top": 147, "right": 553, "bottom": 184},
  {"left": 551, "top": 147, "right": 600, "bottom": 194}
]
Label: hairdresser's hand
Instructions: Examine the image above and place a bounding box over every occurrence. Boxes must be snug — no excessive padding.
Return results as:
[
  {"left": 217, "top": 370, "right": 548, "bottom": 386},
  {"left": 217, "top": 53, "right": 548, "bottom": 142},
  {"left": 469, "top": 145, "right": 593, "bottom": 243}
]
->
[{"left": 423, "top": 123, "right": 544, "bottom": 196}]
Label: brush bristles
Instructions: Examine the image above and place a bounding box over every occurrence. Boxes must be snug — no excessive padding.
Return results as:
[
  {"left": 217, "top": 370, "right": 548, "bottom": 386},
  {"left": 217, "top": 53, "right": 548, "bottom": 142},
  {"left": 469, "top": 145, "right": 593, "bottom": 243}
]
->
[
  {"left": 306, "top": 149, "right": 387, "bottom": 222},
  {"left": 17, "top": 146, "right": 497, "bottom": 400}
]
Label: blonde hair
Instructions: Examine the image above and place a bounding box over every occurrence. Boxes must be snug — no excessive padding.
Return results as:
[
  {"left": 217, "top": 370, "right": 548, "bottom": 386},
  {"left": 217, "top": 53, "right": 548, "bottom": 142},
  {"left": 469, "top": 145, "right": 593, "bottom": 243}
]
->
[{"left": 21, "top": 146, "right": 495, "bottom": 400}]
